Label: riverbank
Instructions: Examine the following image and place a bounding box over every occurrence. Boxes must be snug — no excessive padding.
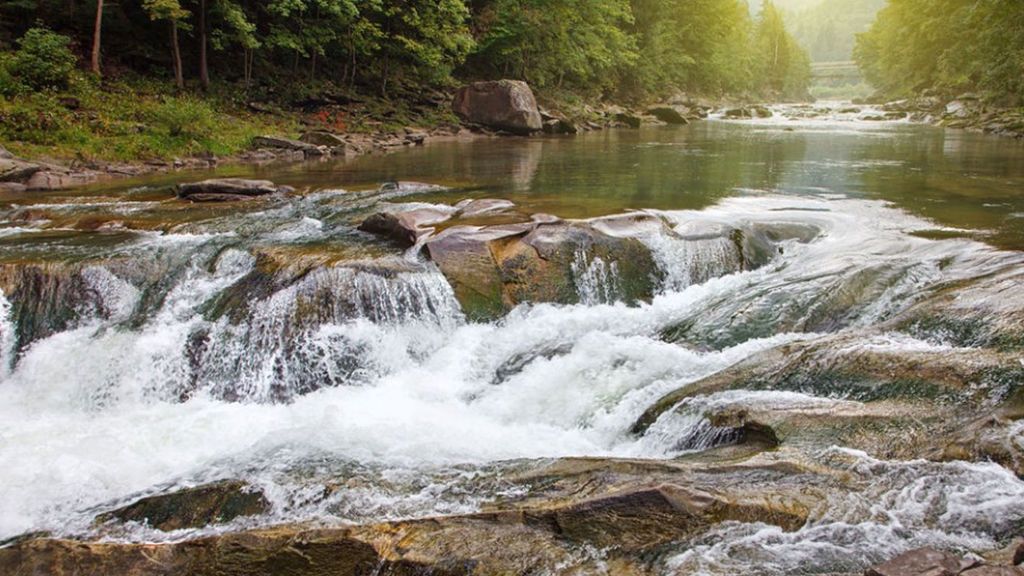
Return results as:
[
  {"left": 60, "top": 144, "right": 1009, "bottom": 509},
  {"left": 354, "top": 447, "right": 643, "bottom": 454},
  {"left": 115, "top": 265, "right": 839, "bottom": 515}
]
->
[
  {"left": 1, "top": 78, "right": 716, "bottom": 193},
  {"left": 863, "top": 94, "right": 1024, "bottom": 140}
]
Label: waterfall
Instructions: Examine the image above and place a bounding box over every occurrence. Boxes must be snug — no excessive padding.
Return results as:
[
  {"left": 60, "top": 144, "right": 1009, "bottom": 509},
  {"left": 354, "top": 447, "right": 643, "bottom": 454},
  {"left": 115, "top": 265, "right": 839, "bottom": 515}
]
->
[
  {"left": 194, "top": 262, "right": 464, "bottom": 402},
  {"left": 571, "top": 247, "right": 622, "bottom": 305},
  {"left": 644, "top": 233, "right": 745, "bottom": 293},
  {"left": 0, "top": 291, "right": 13, "bottom": 376}
]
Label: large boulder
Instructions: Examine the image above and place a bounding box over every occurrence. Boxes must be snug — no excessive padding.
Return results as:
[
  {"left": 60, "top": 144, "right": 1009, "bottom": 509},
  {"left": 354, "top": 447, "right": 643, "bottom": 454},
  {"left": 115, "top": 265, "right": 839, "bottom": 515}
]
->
[
  {"left": 452, "top": 80, "right": 543, "bottom": 135},
  {"left": 177, "top": 178, "right": 293, "bottom": 202},
  {"left": 426, "top": 220, "right": 660, "bottom": 320},
  {"left": 647, "top": 105, "right": 690, "bottom": 125},
  {"left": 96, "top": 480, "right": 270, "bottom": 532}
]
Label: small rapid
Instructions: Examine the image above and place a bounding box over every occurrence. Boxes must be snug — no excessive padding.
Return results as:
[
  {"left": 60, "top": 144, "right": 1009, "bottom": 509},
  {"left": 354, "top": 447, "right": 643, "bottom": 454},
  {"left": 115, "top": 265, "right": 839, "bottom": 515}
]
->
[
  {"left": 1, "top": 105, "right": 1023, "bottom": 574},
  {"left": 1, "top": 189, "right": 1020, "bottom": 545}
]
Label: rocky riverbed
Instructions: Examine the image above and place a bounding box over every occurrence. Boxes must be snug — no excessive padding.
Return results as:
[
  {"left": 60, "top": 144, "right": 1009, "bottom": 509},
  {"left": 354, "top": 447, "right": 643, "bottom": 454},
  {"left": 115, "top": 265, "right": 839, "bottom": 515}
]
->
[{"left": 0, "top": 105, "right": 1022, "bottom": 575}]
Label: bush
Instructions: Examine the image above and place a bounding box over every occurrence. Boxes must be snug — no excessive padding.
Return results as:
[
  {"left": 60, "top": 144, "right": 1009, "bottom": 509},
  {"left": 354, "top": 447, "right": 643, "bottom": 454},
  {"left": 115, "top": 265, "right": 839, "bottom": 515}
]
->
[
  {"left": 9, "top": 28, "right": 77, "bottom": 91},
  {"left": 147, "top": 97, "right": 218, "bottom": 140},
  {"left": 0, "top": 54, "right": 22, "bottom": 97}
]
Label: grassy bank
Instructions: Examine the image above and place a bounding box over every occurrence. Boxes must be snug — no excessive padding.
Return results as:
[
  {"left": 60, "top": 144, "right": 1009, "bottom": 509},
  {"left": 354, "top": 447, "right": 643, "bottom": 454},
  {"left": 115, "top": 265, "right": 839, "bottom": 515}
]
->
[{"left": 0, "top": 73, "right": 468, "bottom": 163}]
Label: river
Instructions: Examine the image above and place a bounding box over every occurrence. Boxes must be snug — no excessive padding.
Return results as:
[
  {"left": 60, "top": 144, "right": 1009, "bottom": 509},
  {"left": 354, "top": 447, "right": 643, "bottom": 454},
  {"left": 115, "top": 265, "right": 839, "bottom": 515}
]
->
[{"left": 0, "top": 104, "right": 1022, "bottom": 575}]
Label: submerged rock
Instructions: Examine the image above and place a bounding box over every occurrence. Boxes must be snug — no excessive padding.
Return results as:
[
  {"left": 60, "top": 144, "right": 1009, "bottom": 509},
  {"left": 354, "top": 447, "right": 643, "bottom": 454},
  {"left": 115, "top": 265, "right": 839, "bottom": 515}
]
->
[
  {"left": 96, "top": 480, "right": 270, "bottom": 532},
  {"left": 177, "top": 178, "right": 293, "bottom": 202},
  {"left": 452, "top": 80, "right": 543, "bottom": 135}
]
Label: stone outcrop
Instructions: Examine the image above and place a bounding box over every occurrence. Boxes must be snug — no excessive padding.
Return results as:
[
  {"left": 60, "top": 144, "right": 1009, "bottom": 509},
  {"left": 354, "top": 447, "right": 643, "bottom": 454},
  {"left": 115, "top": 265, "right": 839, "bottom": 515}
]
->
[
  {"left": 176, "top": 178, "right": 294, "bottom": 202},
  {"left": 452, "top": 80, "right": 543, "bottom": 135}
]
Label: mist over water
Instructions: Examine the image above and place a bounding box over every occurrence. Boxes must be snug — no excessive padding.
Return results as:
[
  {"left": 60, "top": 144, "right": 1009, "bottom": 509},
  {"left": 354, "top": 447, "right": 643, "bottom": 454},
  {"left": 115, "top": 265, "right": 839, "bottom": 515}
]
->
[{"left": 1, "top": 104, "right": 1023, "bottom": 573}]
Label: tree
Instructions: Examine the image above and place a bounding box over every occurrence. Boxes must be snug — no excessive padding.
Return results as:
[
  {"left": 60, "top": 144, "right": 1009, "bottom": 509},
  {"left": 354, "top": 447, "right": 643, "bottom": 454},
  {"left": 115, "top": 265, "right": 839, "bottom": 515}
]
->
[
  {"left": 143, "top": 0, "right": 191, "bottom": 89},
  {"left": 470, "top": 0, "right": 636, "bottom": 94},
  {"left": 91, "top": 0, "right": 104, "bottom": 74}
]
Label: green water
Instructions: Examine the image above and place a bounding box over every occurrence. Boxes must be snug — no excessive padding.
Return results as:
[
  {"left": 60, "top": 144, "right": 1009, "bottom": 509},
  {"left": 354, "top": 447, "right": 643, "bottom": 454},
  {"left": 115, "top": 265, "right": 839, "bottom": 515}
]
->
[{"left": 4, "top": 113, "right": 1024, "bottom": 252}]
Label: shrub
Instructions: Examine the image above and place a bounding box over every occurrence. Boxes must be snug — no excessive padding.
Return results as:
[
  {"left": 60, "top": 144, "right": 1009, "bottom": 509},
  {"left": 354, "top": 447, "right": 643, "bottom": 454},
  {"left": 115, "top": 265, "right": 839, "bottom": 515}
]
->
[
  {"left": 0, "top": 93, "right": 73, "bottom": 144},
  {"left": 147, "top": 97, "right": 218, "bottom": 139},
  {"left": 10, "top": 28, "right": 77, "bottom": 91},
  {"left": 0, "top": 55, "right": 23, "bottom": 97}
]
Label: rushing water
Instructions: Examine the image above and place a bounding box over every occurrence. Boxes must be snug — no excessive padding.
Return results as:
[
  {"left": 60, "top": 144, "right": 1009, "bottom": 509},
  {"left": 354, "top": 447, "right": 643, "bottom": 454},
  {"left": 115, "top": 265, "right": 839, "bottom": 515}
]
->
[{"left": 1, "top": 104, "right": 1023, "bottom": 573}]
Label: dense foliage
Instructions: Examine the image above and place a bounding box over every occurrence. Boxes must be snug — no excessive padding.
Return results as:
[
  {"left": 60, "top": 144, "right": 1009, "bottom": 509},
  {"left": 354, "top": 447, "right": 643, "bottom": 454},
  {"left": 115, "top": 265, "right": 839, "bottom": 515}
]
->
[
  {"left": 855, "top": 0, "right": 1024, "bottom": 104},
  {"left": 0, "top": 0, "right": 809, "bottom": 100}
]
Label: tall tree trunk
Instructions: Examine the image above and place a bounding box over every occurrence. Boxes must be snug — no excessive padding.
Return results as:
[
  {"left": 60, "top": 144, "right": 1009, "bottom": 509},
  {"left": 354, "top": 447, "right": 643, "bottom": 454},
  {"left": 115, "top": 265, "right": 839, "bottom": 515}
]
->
[
  {"left": 199, "top": 0, "right": 209, "bottom": 90},
  {"left": 90, "top": 0, "right": 104, "bottom": 75},
  {"left": 171, "top": 21, "right": 184, "bottom": 90}
]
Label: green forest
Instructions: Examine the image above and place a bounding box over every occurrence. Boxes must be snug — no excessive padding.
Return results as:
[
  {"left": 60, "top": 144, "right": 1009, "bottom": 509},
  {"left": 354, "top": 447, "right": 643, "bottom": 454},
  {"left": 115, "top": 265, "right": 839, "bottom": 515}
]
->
[
  {"left": 0, "top": 0, "right": 810, "bottom": 160},
  {"left": 855, "top": 0, "right": 1024, "bottom": 105}
]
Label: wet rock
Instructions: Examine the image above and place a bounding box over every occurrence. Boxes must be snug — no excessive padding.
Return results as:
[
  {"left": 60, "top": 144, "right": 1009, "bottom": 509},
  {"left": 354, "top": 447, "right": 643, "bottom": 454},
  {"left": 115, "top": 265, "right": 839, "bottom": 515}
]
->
[
  {"left": 542, "top": 117, "right": 578, "bottom": 135},
  {"left": 299, "top": 130, "right": 347, "bottom": 147},
  {"left": 634, "top": 330, "right": 1024, "bottom": 458},
  {"left": 358, "top": 206, "right": 454, "bottom": 247},
  {"left": 865, "top": 547, "right": 963, "bottom": 576},
  {"left": 0, "top": 158, "right": 42, "bottom": 183},
  {"left": 97, "top": 480, "right": 270, "bottom": 532},
  {"left": 426, "top": 220, "right": 660, "bottom": 320},
  {"left": 452, "top": 80, "right": 543, "bottom": 135},
  {"left": 647, "top": 105, "right": 690, "bottom": 125},
  {"left": 455, "top": 198, "right": 516, "bottom": 218},
  {"left": 724, "top": 106, "right": 772, "bottom": 119},
  {"left": 425, "top": 224, "right": 531, "bottom": 319},
  {"left": 616, "top": 113, "right": 643, "bottom": 129},
  {"left": 531, "top": 213, "right": 562, "bottom": 225},
  {"left": 1015, "top": 541, "right": 1024, "bottom": 565},
  {"left": 177, "top": 178, "right": 293, "bottom": 202}
]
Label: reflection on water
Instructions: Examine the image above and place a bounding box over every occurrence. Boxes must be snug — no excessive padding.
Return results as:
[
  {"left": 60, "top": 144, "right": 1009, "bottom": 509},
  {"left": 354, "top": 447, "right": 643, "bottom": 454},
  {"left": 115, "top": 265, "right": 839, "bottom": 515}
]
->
[{"left": 4, "top": 114, "right": 1024, "bottom": 249}]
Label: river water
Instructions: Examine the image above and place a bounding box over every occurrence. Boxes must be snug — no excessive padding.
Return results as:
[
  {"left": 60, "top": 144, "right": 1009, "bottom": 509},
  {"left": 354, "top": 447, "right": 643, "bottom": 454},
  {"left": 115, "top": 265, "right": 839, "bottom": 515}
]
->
[{"left": 1, "top": 104, "right": 1023, "bottom": 574}]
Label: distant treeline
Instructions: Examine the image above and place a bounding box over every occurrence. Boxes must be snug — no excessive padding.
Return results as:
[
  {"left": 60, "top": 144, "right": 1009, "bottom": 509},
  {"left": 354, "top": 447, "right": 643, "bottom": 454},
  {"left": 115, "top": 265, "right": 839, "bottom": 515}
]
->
[
  {"left": 0, "top": 0, "right": 810, "bottom": 100},
  {"left": 855, "top": 0, "right": 1024, "bottom": 104},
  {"left": 785, "top": 0, "right": 884, "bottom": 62}
]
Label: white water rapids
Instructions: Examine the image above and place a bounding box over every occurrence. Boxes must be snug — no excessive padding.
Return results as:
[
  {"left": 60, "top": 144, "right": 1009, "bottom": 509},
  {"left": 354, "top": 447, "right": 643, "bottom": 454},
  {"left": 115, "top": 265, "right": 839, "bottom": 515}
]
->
[{"left": 1, "top": 108, "right": 1023, "bottom": 573}]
